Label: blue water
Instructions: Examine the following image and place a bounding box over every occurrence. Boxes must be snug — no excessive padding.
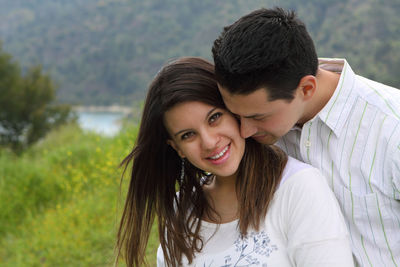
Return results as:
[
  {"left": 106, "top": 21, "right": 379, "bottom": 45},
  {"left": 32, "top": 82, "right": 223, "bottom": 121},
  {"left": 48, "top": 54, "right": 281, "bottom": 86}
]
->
[{"left": 77, "top": 111, "right": 124, "bottom": 136}]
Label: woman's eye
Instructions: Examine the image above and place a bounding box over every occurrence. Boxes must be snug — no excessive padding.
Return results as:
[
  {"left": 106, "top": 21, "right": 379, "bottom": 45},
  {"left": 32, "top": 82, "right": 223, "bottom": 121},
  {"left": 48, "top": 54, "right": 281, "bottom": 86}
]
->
[
  {"left": 181, "top": 132, "right": 194, "bottom": 140},
  {"left": 209, "top": 112, "right": 222, "bottom": 123}
]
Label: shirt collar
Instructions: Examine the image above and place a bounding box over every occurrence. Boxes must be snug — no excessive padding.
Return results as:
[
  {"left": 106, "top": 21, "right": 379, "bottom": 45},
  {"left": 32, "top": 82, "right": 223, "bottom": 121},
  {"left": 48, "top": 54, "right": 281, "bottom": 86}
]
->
[{"left": 316, "top": 58, "right": 358, "bottom": 137}]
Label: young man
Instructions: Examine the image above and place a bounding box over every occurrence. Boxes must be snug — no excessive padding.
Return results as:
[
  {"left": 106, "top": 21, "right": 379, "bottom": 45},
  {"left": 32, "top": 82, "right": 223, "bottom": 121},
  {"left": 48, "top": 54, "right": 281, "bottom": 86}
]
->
[{"left": 212, "top": 7, "right": 400, "bottom": 267}]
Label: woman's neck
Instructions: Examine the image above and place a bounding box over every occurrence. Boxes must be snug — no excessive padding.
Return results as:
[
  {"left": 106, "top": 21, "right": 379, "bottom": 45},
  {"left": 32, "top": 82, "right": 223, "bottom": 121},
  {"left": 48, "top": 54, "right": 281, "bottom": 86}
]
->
[{"left": 203, "top": 174, "right": 239, "bottom": 223}]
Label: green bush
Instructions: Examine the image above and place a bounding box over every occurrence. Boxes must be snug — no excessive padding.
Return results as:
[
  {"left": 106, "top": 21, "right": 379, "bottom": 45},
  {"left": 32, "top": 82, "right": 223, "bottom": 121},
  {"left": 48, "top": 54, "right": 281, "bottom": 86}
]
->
[{"left": 0, "top": 123, "right": 158, "bottom": 266}]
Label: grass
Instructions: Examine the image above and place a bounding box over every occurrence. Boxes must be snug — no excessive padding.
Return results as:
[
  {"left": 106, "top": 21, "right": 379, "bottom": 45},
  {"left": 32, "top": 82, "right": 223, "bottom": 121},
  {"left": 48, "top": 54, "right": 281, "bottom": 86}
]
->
[{"left": 0, "top": 123, "right": 159, "bottom": 266}]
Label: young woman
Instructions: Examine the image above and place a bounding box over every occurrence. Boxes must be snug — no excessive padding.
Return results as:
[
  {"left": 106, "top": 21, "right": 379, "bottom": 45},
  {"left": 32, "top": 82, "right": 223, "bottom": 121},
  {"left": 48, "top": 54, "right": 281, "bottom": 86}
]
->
[{"left": 115, "top": 57, "right": 354, "bottom": 266}]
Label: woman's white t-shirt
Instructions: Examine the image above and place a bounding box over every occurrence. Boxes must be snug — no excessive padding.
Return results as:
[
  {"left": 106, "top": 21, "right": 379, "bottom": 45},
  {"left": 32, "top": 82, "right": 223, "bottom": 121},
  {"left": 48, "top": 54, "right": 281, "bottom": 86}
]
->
[{"left": 157, "top": 157, "right": 354, "bottom": 266}]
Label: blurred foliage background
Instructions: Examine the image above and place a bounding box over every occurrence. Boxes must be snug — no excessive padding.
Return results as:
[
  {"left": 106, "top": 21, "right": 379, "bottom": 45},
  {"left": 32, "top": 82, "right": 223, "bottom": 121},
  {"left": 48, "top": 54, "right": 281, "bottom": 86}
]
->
[
  {"left": 0, "top": 0, "right": 399, "bottom": 106},
  {"left": 0, "top": 44, "right": 73, "bottom": 153},
  {"left": 0, "top": 123, "right": 161, "bottom": 266},
  {"left": 0, "top": 0, "right": 399, "bottom": 266}
]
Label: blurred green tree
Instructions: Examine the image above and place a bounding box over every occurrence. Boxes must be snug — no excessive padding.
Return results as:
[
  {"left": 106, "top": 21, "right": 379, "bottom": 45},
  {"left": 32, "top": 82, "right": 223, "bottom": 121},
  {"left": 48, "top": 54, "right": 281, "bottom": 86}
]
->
[{"left": 0, "top": 43, "right": 73, "bottom": 153}]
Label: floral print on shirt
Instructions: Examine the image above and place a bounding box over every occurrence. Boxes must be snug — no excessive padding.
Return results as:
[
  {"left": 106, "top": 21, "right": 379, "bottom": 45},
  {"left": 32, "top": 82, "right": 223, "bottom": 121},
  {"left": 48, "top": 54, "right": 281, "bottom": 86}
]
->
[{"left": 196, "top": 230, "right": 277, "bottom": 267}]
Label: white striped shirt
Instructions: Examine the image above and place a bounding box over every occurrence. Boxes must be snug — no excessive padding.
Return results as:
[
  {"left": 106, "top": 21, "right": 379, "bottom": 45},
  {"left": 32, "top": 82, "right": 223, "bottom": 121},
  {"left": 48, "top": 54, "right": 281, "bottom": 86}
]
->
[{"left": 276, "top": 58, "right": 400, "bottom": 267}]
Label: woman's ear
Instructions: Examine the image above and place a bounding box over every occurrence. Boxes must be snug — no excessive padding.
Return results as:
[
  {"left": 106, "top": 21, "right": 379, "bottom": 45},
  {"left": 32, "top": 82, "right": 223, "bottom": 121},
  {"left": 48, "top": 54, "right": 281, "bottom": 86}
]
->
[{"left": 167, "top": 139, "right": 185, "bottom": 158}]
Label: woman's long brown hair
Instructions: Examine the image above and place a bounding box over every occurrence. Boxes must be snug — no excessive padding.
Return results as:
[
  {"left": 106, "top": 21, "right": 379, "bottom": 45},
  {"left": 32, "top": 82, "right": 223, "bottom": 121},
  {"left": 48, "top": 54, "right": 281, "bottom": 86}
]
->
[{"left": 115, "top": 57, "right": 287, "bottom": 266}]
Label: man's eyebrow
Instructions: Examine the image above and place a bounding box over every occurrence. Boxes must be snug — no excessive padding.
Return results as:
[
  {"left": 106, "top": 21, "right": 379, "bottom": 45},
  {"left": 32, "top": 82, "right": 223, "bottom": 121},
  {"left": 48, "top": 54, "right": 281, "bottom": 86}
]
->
[{"left": 243, "top": 113, "right": 266, "bottom": 119}]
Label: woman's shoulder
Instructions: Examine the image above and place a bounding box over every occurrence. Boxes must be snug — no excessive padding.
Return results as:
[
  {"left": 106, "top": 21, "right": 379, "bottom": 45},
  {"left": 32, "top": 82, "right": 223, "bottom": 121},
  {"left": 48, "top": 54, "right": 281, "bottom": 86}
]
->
[
  {"left": 274, "top": 157, "right": 344, "bottom": 228},
  {"left": 278, "top": 157, "right": 330, "bottom": 193},
  {"left": 279, "top": 157, "right": 314, "bottom": 185}
]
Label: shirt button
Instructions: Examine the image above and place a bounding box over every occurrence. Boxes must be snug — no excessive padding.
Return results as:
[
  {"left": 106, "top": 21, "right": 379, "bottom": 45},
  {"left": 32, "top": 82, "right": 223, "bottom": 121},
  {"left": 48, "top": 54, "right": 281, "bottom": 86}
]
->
[{"left": 305, "top": 140, "right": 311, "bottom": 147}]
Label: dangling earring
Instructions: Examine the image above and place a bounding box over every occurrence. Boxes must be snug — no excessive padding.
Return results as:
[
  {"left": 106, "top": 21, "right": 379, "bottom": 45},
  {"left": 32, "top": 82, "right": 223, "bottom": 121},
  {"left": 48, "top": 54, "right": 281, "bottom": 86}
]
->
[
  {"left": 180, "top": 158, "right": 185, "bottom": 182},
  {"left": 200, "top": 171, "right": 213, "bottom": 186}
]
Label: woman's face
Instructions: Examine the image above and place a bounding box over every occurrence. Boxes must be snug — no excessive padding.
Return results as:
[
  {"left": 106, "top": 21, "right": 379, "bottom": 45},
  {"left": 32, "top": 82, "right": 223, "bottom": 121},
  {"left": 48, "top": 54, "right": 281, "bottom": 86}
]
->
[{"left": 164, "top": 101, "right": 245, "bottom": 178}]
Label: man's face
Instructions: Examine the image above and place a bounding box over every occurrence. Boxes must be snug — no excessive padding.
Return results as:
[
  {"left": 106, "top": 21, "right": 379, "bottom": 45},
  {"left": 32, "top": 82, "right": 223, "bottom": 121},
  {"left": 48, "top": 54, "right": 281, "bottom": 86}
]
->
[{"left": 218, "top": 86, "right": 306, "bottom": 145}]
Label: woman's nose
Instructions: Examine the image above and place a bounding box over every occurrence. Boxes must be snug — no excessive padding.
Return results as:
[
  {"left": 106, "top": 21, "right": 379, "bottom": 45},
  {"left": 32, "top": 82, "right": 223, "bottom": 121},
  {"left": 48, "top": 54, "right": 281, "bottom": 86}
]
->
[{"left": 200, "top": 129, "right": 220, "bottom": 150}]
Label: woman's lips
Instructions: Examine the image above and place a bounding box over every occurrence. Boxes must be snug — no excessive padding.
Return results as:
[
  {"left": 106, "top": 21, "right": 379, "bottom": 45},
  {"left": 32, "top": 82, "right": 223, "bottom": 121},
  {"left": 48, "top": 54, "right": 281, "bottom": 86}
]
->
[{"left": 206, "top": 144, "right": 231, "bottom": 165}]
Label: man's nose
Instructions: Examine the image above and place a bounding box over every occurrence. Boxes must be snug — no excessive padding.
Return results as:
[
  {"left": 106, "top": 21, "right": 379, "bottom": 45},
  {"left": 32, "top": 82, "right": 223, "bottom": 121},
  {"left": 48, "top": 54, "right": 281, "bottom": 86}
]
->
[{"left": 240, "top": 119, "right": 257, "bottom": 139}]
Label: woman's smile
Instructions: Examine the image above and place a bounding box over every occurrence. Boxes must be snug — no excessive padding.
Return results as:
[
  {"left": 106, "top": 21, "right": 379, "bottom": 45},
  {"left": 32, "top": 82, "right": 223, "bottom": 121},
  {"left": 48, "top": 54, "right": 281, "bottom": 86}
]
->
[{"left": 206, "top": 144, "right": 231, "bottom": 164}]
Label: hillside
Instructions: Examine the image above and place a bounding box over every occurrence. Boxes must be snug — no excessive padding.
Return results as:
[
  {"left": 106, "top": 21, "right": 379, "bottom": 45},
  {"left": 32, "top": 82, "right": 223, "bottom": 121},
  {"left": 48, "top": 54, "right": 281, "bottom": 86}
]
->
[{"left": 0, "top": 0, "right": 399, "bottom": 105}]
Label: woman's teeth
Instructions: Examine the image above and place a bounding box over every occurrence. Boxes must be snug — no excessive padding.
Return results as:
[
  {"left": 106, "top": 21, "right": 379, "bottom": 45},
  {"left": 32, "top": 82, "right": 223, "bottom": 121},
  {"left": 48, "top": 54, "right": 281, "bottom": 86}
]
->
[{"left": 210, "top": 145, "right": 229, "bottom": 160}]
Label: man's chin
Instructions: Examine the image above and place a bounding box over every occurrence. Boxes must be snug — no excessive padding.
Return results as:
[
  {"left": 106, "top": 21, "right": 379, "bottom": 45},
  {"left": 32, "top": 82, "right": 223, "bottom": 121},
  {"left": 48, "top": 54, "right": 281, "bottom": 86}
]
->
[{"left": 251, "top": 134, "right": 278, "bottom": 145}]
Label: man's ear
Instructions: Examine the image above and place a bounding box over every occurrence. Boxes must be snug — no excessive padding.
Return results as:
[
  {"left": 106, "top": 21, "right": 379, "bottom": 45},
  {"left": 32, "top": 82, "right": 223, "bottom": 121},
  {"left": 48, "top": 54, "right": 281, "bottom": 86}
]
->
[
  {"left": 298, "top": 75, "right": 317, "bottom": 100},
  {"left": 167, "top": 139, "right": 185, "bottom": 158}
]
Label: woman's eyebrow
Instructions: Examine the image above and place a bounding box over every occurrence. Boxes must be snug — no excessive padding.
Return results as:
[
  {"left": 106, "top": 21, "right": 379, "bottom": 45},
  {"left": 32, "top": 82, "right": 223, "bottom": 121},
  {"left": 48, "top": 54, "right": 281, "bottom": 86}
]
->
[{"left": 206, "top": 107, "right": 218, "bottom": 119}]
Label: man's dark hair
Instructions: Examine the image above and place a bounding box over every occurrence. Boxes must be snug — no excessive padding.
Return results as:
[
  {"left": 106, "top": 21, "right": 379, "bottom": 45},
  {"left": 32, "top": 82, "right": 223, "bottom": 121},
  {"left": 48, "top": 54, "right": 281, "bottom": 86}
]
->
[{"left": 212, "top": 7, "right": 318, "bottom": 101}]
